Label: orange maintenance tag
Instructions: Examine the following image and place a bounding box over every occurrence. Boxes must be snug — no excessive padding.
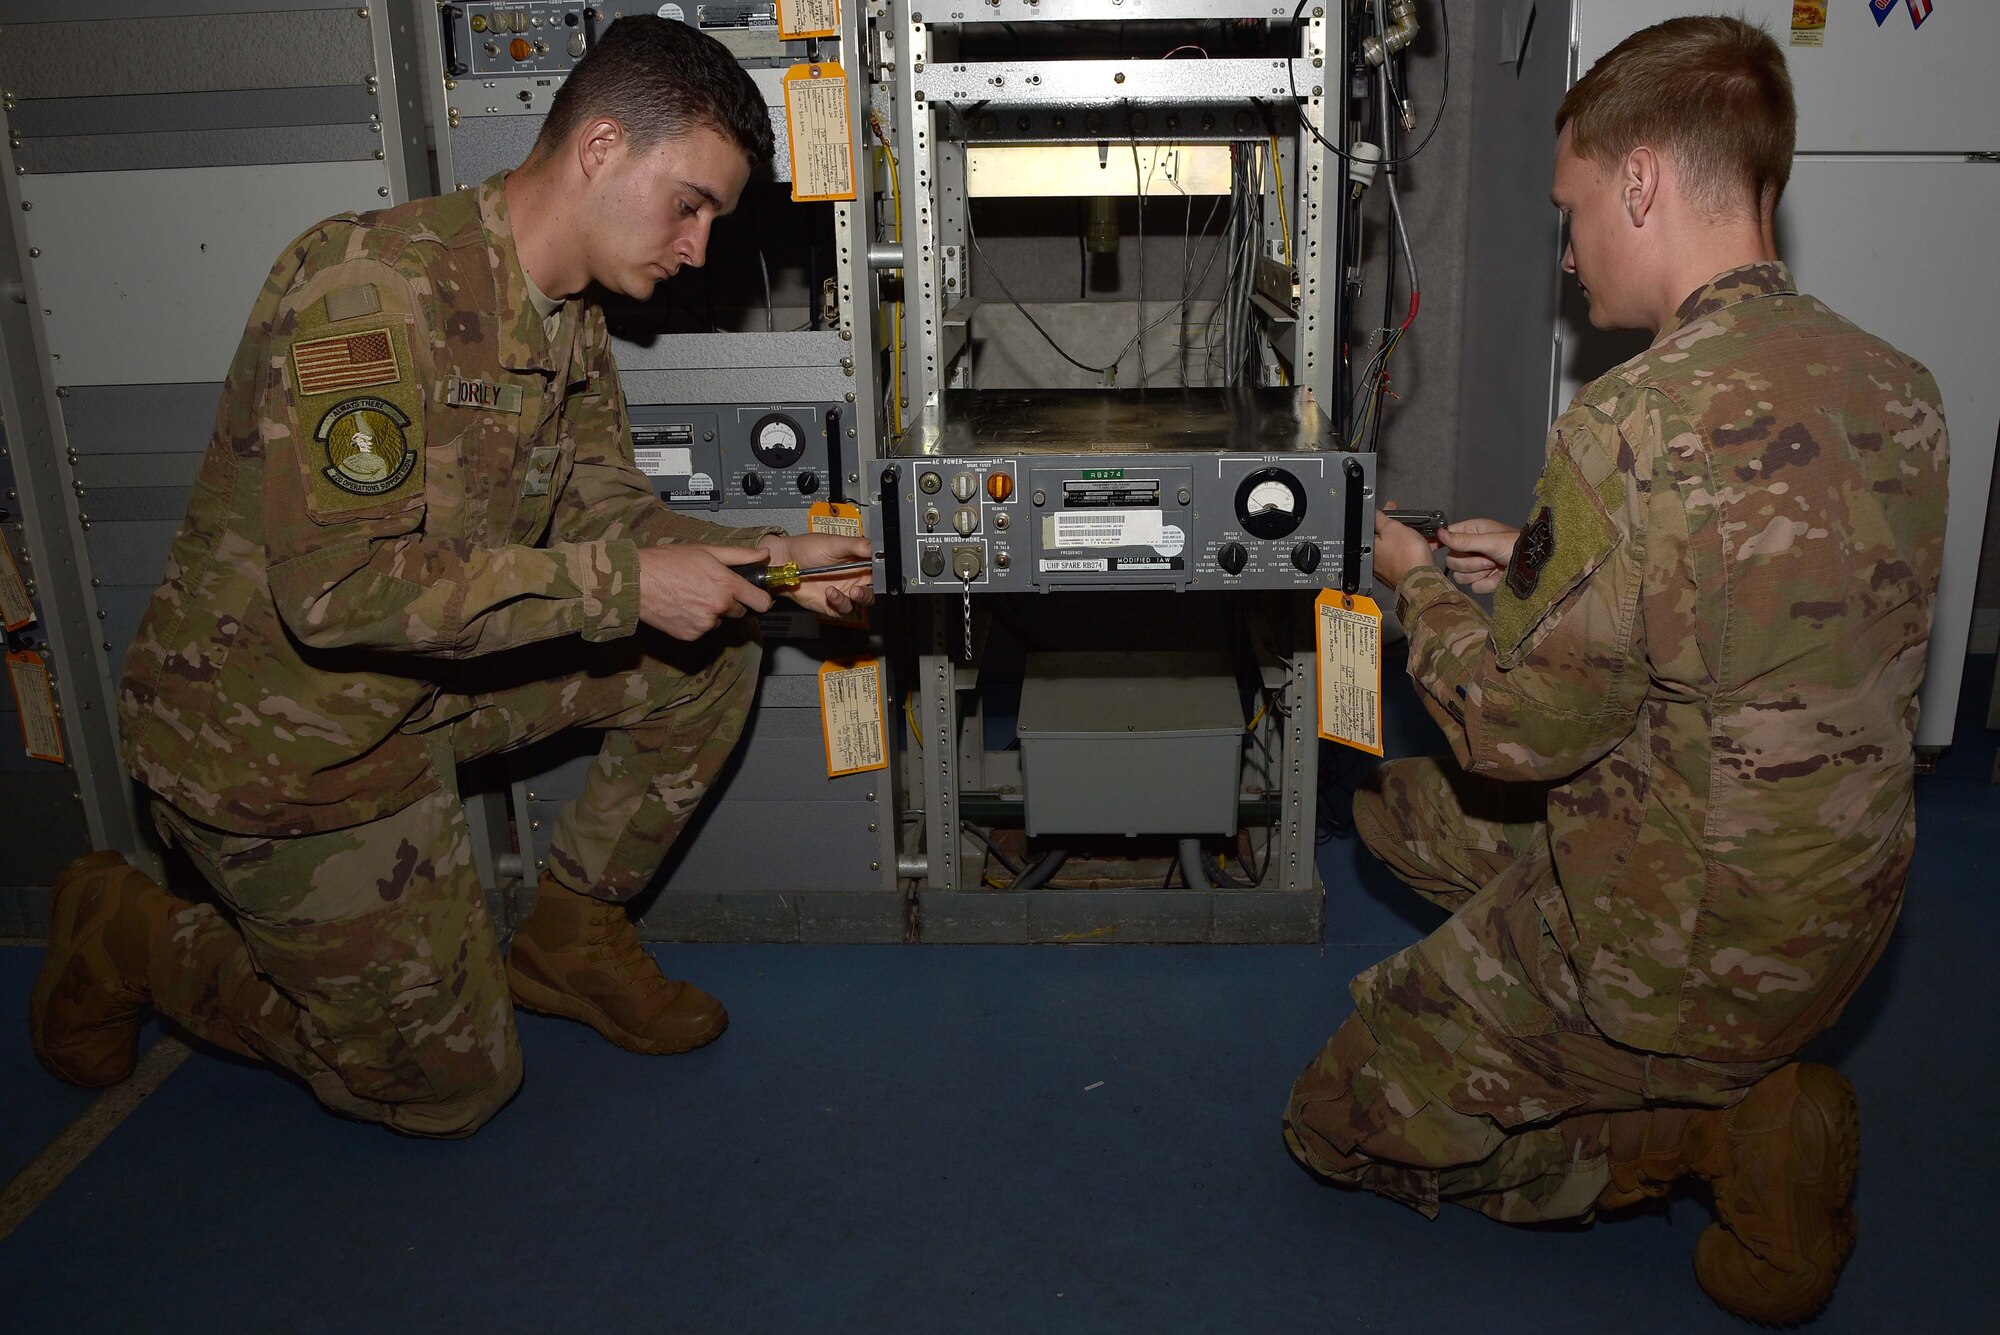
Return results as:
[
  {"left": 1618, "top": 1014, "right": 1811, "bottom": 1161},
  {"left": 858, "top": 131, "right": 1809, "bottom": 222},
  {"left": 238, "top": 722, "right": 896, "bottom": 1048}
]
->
[
  {"left": 7, "top": 649, "right": 65, "bottom": 763},
  {"left": 818, "top": 657, "right": 888, "bottom": 777},
  {"left": 1314, "top": 590, "right": 1384, "bottom": 756},
  {"left": 809, "top": 501, "right": 869, "bottom": 628},
  {"left": 808, "top": 500, "right": 863, "bottom": 539},
  {"left": 776, "top": 0, "right": 838, "bottom": 40},
  {"left": 0, "top": 540, "right": 33, "bottom": 631},
  {"left": 783, "top": 63, "right": 857, "bottom": 203}
]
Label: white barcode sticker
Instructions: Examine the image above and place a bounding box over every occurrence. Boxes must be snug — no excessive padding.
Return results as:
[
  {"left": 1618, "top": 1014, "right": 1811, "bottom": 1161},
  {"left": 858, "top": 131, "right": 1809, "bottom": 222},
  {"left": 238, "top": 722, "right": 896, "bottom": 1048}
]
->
[
  {"left": 633, "top": 446, "right": 693, "bottom": 478},
  {"left": 1047, "top": 509, "right": 1165, "bottom": 549},
  {"left": 1315, "top": 591, "right": 1383, "bottom": 756}
]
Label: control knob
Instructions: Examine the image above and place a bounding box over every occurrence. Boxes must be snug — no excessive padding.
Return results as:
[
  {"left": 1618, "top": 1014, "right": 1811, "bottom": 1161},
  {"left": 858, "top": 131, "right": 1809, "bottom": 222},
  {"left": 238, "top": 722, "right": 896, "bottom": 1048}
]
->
[
  {"left": 741, "top": 472, "right": 764, "bottom": 496},
  {"left": 1292, "top": 542, "right": 1322, "bottom": 574},
  {"left": 1216, "top": 542, "right": 1247, "bottom": 576}
]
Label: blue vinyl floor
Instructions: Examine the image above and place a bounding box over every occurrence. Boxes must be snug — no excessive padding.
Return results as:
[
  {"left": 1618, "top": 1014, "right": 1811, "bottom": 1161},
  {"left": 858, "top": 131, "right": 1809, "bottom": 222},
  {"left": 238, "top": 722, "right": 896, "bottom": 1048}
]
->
[{"left": 4, "top": 658, "right": 1996, "bottom": 1332}]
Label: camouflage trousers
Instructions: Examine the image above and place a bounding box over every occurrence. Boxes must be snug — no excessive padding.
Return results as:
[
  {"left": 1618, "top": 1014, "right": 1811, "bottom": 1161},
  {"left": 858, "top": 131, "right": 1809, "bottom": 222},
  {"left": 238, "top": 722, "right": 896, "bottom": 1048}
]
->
[
  {"left": 1284, "top": 756, "right": 1787, "bottom": 1222},
  {"left": 144, "top": 621, "right": 761, "bottom": 1137}
]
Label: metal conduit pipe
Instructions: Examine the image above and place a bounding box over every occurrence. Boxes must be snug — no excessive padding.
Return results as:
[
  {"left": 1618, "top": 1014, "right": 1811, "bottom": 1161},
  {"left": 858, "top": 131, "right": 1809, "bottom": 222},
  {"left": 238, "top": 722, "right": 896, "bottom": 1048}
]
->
[
  {"left": 1177, "top": 838, "right": 1214, "bottom": 890},
  {"left": 868, "top": 241, "right": 905, "bottom": 271},
  {"left": 896, "top": 854, "right": 930, "bottom": 879}
]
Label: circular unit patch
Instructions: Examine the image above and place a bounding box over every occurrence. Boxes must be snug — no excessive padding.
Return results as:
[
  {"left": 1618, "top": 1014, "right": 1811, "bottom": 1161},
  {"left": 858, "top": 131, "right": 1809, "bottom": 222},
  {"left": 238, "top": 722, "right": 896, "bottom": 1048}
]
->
[{"left": 315, "top": 397, "right": 416, "bottom": 496}]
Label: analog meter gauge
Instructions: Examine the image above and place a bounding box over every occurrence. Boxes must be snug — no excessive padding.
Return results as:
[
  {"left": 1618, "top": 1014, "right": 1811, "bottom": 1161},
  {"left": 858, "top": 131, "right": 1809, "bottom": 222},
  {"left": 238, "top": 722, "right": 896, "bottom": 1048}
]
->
[
  {"left": 1235, "top": 467, "right": 1307, "bottom": 539},
  {"left": 749, "top": 413, "right": 806, "bottom": 469}
]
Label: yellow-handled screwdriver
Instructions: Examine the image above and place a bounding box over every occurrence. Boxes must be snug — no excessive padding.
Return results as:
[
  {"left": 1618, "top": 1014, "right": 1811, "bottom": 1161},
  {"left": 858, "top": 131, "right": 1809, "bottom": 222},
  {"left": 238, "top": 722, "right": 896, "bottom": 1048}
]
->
[{"left": 728, "top": 558, "right": 874, "bottom": 592}]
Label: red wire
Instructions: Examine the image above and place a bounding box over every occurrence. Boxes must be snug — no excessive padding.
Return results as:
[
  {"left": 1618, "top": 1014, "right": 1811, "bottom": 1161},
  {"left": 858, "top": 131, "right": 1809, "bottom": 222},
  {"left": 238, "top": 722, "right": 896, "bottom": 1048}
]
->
[{"left": 1399, "top": 291, "right": 1421, "bottom": 332}]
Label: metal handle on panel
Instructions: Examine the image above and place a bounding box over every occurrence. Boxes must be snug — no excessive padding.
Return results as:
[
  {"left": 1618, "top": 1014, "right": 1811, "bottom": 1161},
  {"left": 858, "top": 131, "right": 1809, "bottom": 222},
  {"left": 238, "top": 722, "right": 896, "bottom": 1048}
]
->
[
  {"left": 1341, "top": 457, "right": 1366, "bottom": 595},
  {"left": 440, "top": 4, "right": 468, "bottom": 77}
]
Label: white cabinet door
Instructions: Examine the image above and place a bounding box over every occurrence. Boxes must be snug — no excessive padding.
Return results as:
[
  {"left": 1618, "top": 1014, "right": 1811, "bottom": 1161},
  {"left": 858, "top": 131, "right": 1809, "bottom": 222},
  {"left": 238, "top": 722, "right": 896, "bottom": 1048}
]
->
[
  {"left": 1575, "top": 0, "right": 2000, "bottom": 153},
  {"left": 1778, "top": 155, "right": 2000, "bottom": 747}
]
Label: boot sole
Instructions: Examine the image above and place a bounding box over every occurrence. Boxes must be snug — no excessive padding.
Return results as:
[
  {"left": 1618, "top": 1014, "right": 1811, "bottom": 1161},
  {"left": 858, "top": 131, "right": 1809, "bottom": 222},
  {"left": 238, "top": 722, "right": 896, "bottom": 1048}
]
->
[
  {"left": 28, "top": 852, "right": 145, "bottom": 1088},
  {"left": 506, "top": 964, "right": 728, "bottom": 1056},
  {"left": 1697, "top": 1065, "right": 1860, "bottom": 1327}
]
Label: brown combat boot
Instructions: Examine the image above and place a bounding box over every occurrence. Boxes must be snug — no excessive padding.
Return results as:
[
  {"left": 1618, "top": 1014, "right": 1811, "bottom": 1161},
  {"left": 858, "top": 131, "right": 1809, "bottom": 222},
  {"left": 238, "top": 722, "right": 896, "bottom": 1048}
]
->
[
  {"left": 505, "top": 879, "right": 727, "bottom": 1055},
  {"left": 1604, "top": 1063, "right": 1860, "bottom": 1326},
  {"left": 29, "top": 851, "right": 177, "bottom": 1087}
]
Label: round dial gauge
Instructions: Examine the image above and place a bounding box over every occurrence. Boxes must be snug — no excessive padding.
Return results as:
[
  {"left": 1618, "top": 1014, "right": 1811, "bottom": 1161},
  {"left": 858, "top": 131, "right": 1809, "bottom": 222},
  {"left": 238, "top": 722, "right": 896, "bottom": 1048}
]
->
[
  {"left": 1234, "top": 467, "right": 1308, "bottom": 539},
  {"left": 749, "top": 413, "right": 805, "bottom": 469}
]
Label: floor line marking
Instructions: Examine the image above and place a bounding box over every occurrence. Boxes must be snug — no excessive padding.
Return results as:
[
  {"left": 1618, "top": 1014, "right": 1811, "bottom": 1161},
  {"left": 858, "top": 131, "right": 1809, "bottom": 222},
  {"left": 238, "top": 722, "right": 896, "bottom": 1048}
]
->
[{"left": 0, "top": 1036, "right": 192, "bottom": 1243}]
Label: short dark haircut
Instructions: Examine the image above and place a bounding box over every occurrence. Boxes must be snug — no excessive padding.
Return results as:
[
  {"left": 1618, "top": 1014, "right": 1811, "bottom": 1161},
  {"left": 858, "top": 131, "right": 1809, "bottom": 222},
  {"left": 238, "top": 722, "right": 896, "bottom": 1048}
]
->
[
  {"left": 1557, "top": 15, "right": 1795, "bottom": 219},
  {"left": 532, "top": 15, "right": 774, "bottom": 168}
]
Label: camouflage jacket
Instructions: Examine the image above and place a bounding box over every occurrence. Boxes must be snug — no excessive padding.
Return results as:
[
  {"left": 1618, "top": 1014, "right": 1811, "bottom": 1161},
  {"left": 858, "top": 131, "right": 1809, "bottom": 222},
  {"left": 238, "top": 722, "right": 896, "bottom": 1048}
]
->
[
  {"left": 120, "top": 174, "right": 757, "bottom": 836},
  {"left": 1393, "top": 262, "right": 1950, "bottom": 1060}
]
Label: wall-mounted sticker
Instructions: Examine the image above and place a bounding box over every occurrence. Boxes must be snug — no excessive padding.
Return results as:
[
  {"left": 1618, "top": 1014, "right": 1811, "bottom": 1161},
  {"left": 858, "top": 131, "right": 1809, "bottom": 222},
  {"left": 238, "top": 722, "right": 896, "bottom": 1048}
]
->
[{"left": 1790, "top": 2, "right": 1826, "bottom": 46}]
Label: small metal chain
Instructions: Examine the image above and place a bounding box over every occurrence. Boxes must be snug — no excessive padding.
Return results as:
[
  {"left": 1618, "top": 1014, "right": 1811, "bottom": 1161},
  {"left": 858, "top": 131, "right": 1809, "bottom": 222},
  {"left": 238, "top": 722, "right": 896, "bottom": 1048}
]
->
[{"left": 961, "top": 583, "right": 974, "bottom": 661}]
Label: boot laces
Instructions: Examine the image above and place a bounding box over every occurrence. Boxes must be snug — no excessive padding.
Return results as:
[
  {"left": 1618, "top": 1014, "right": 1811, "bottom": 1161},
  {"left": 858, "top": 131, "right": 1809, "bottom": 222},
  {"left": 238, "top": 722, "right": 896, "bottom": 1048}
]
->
[{"left": 578, "top": 898, "right": 672, "bottom": 995}]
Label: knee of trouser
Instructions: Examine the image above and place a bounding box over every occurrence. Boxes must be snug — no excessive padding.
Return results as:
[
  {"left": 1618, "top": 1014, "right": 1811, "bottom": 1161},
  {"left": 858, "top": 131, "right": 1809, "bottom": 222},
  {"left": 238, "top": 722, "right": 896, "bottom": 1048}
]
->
[
  {"left": 1285, "top": 1010, "right": 1502, "bottom": 1177},
  {"left": 385, "top": 1030, "right": 524, "bottom": 1139}
]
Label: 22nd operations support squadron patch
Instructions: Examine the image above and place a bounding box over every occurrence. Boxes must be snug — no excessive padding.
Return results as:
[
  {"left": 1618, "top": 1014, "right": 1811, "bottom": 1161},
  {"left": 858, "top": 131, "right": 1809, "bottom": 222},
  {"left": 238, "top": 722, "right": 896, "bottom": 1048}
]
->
[
  {"left": 1507, "top": 506, "right": 1555, "bottom": 599},
  {"left": 315, "top": 396, "right": 416, "bottom": 496}
]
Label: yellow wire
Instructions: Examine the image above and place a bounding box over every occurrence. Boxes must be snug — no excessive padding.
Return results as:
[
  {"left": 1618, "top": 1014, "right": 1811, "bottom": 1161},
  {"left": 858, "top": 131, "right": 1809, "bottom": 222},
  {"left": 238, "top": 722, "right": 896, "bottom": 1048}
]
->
[
  {"left": 876, "top": 136, "right": 906, "bottom": 442},
  {"left": 1245, "top": 701, "right": 1268, "bottom": 734},
  {"left": 1267, "top": 137, "right": 1293, "bottom": 385},
  {"left": 1268, "top": 137, "right": 1293, "bottom": 269},
  {"left": 903, "top": 691, "right": 923, "bottom": 749}
]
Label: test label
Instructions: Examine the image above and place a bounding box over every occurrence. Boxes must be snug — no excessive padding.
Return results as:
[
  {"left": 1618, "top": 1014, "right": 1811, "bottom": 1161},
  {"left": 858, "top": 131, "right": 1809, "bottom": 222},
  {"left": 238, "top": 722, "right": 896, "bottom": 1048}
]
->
[
  {"left": 0, "top": 542, "right": 32, "bottom": 631},
  {"left": 819, "top": 658, "right": 888, "bottom": 776},
  {"left": 784, "top": 63, "right": 857, "bottom": 202},
  {"left": 7, "top": 649, "right": 65, "bottom": 763},
  {"left": 777, "top": 0, "right": 839, "bottom": 40},
  {"left": 1315, "top": 591, "right": 1384, "bottom": 756}
]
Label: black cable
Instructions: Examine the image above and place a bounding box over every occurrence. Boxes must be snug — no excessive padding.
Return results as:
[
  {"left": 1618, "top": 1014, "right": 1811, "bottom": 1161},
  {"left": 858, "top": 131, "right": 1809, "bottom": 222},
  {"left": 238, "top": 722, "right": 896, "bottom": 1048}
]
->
[
  {"left": 965, "top": 156, "right": 1233, "bottom": 379},
  {"left": 961, "top": 822, "right": 1024, "bottom": 877},
  {"left": 1133, "top": 134, "right": 1147, "bottom": 388},
  {"left": 1284, "top": 0, "right": 1451, "bottom": 168}
]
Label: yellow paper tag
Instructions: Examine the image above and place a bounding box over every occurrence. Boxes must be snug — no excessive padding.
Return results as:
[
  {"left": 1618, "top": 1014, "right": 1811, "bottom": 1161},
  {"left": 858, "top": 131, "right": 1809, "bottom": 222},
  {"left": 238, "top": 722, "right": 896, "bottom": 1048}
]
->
[
  {"left": 777, "top": 0, "right": 839, "bottom": 40},
  {"left": 818, "top": 657, "right": 888, "bottom": 777},
  {"left": 783, "top": 63, "right": 858, "bottom": 202},
  {"left": 1314, "top": 591, "right": 1384, "bottom": 756},
  {"left": 7, "top": 649, "right": 65, "bottom": 763},
  {"left": 0, "top": 541, "right": 33, "bottom": 631}
]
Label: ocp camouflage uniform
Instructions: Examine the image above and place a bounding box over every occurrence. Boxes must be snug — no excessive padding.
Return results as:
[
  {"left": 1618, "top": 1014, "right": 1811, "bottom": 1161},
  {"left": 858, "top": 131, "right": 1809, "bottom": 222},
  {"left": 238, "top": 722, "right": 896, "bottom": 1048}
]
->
[
  {"left": 117, "top": 174, "right": 772, "bottom": 1134},
  {"left": 1286, "top": 263, "right": 1950, "bottom": 1220}
]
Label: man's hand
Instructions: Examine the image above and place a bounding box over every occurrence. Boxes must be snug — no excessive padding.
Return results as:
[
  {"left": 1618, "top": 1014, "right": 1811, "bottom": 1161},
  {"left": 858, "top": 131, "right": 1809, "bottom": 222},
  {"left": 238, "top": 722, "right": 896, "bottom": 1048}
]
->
[
  {"left": 1438, "top": 519, "right": 1520, "bottom": 596},
  {"left": 635, "top": 543, "right": 773, "bottom": 640},
  {"left": 1372, "top": 502, "right": 1438, "bottom": 593},
  {"left": 757, "top": 532, "right": 877, "bottom": 619}
]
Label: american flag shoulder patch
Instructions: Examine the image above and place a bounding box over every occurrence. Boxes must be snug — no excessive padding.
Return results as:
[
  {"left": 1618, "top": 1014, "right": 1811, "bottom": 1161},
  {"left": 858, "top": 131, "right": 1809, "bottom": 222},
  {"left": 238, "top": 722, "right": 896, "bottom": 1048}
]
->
[{"left": 292, "top": 326, "right": 402, "bottom": 397}]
